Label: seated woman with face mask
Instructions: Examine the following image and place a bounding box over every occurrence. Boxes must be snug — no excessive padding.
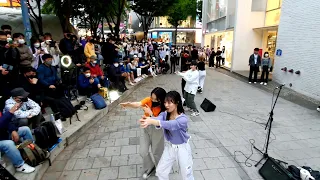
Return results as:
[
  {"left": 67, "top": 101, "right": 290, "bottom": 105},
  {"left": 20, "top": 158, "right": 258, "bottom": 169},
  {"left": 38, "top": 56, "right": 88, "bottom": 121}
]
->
[{"left": 77, "top": 67, "right": 101, "bottom": 98}]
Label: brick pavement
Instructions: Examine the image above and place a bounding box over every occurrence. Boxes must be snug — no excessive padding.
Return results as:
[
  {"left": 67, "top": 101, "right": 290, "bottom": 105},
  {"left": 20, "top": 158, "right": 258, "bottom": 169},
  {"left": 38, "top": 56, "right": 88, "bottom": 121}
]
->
[{"left": 42, "top": 69, "right": 320, "bottom": 180}]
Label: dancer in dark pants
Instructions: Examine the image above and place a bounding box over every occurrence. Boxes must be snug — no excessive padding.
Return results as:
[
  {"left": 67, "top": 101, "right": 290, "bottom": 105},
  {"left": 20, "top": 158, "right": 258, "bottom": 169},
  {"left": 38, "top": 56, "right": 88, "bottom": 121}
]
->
[
  {"left": 248, "top": 48, "right": 261, "bottom": 84},
  {"left": 208, "top": 48, "right": 215, "bottom": 68}
]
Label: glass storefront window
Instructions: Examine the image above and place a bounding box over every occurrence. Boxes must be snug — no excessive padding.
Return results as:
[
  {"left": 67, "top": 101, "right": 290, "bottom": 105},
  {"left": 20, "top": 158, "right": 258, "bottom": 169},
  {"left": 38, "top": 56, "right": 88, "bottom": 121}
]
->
[
  {"left": 176, "top": 32, "right": 195, "bottom": 44},
  {"left": 265, "top": 9, "right": 281, "bottom": 26}
]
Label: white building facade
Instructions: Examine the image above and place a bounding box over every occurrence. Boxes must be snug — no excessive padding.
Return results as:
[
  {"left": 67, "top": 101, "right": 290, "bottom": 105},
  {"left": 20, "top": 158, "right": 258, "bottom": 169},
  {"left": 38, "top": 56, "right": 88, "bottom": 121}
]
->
[{"left": 202, "top": 0, "right": 320, "bottom": 101}]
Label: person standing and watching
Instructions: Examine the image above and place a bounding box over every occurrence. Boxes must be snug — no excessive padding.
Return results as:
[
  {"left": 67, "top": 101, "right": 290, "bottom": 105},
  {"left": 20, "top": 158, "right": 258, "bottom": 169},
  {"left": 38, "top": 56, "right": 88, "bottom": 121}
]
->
[
  {"left": 170, "top": 47, "right": 177, "bottom": 74},
  {"left": 13, "top": 33, "right": 34, "bottom": 68},
  {"left": 0, "top": 102, "right": 36, "bottom": 173},
  {"left": 260, "top": 52, "right": 272, "bottom": 85},
  {"left": 84, "top": 37, "right": 96, "bottom": 63},
  {"left": 191, "top": 46, "right": 198, "bottom": 60},
  {"left": 208, "top": 48, "right": 216, "bottom": 68},
  {"left": 215, "top": 47, "right": 222, "bottom": 68},
  {"left": 248, "top": 48, "right": 261, "bottom": 84},
  {"left": 42, "top": 33, "right": 61, "bottom": 68},
  {"left": 176, "top": 60, "right": 200, "bottom": 117}
]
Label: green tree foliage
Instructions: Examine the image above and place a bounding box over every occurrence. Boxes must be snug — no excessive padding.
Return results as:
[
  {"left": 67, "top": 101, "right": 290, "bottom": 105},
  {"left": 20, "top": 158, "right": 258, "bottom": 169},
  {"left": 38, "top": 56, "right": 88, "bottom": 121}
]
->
[
  {"left": 167, "top": 0, "right": 197, "bottom": 44},
  {"left": 131, "top": 0, "right": 177, "bottom": 38}
]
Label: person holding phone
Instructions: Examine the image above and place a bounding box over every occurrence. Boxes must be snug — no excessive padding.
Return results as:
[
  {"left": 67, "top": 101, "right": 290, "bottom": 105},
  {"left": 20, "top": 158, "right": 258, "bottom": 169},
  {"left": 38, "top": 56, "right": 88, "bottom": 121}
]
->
[
  {"left": 42, "top": 33, "right": 62, "bottom": 68},
  {"left": 77, "top": 67, "right": 101, "bottom": 99},
  {"left": 120, "top": 87, "right": 166, "bottom": 179},
  {"left": 13, "top": 33, "right": 34, "bottom": 68}
]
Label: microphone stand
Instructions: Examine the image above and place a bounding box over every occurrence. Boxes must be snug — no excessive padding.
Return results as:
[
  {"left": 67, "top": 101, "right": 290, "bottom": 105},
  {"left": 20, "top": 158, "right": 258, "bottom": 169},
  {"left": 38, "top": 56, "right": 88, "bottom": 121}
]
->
[{"left": 253, "top": 85, "right": 286, "bottom": 167}]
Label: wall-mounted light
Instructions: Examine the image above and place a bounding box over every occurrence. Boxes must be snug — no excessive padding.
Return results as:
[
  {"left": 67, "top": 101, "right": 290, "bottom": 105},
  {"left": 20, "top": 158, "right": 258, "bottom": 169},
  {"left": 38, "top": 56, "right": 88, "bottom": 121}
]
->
[
  {"left": 295, "top": 70, "right": 301, "bottom": 75},
  {"left": 288, "top": 69, "right": 294, "bottom": 73},
  {"left": 281, "top": 67, "right": 287, "bottom": 71}
]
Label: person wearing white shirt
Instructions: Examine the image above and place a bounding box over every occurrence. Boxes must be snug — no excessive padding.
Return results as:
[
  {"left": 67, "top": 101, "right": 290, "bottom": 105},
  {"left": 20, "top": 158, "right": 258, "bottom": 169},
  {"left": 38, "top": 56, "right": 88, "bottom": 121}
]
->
[
  {"left": 176, "top": 60, "right": 200, "bottom": 116},
  {"left": 248, "top": 48, "right": 261, "bottom": 83}
]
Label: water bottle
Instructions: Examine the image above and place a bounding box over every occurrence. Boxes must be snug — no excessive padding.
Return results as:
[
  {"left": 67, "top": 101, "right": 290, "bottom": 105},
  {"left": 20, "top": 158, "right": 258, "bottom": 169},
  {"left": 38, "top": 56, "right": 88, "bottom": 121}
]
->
[{"left": 50, "top": 114, "right": 55, "bottom": 121}]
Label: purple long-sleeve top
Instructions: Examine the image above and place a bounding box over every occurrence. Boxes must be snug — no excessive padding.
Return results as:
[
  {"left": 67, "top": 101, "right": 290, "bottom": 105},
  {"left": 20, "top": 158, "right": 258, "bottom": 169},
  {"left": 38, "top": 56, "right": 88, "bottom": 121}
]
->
[{"left": 156, "top": 112, "right": 190, "bottom": 145}]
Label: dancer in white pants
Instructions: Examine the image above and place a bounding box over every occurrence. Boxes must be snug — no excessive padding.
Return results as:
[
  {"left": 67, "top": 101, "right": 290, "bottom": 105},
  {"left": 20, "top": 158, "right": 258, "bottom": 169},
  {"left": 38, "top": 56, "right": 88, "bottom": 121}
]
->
[
  {"left": 120, "top": 87, "right": 167, "bottom": 179},
  {"left": 197, "top": 57, "right": 206, "bottom": 94},
  {"left": 140, "top": 91, "right": 194, "bottom": 180}
]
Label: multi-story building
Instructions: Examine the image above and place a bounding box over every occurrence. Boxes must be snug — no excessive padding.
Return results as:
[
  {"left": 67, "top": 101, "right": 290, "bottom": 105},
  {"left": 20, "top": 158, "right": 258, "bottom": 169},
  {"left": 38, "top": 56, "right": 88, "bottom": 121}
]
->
[
  {"left": 202, "top": 0, "right": 320, "bottom": 101},
  {"left": 148, "top": 16, "right": 202, "bottom": 46}
]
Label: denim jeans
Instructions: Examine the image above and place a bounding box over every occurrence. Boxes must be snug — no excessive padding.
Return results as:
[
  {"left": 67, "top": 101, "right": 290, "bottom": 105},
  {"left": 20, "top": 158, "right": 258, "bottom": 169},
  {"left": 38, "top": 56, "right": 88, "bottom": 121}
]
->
[{"left": 0, "top": 126, "right": 33, "bottom": 167}]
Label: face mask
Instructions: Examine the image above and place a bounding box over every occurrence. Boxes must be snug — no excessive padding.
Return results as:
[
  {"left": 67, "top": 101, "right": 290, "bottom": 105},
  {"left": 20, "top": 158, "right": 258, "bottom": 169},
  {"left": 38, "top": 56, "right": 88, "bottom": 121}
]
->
[
  {"left": 21, "top": 97, "right": 28, "bottom": 102},
  {"left": 18, "top": 39, "right": 25, "bottom": 44},
  {"left": 26, "top": 75, "right": 36, "bottom": 79},
  {"left": 265, "top": 54, "right": 269, "bottom": 57},
  {"left": 120, "top": 62, "right": 123, "bottom": 65},
  {"left": 7, "top": 38, "right": 12, "bottom": 42},
  {"left": 46, "top": 40, "right": 52, "bottom": 44},
  {"left": 152, "top": 101, "right": 160, "bottom": 107},
  {"left": 114, "top": 63, "right": 119, "bottom": 67},
  {"left": 34, "top": 43, "right": 40, "bottom": 48},
  {"left": 46, "top": 60, "right": 52, "bottom": 65},
  {"left": 93, "top": 60, "right": 97, "bottom": 64},
  {"left": 85, "top": 73, "right": 91, "bottom": 77}
]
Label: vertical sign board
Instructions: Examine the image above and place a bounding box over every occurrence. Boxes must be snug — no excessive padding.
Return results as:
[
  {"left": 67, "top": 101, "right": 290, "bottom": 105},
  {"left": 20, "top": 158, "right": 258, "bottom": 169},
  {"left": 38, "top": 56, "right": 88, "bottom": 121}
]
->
[{"left": 21, "top": 0, "right": 32, "bottom": 46}]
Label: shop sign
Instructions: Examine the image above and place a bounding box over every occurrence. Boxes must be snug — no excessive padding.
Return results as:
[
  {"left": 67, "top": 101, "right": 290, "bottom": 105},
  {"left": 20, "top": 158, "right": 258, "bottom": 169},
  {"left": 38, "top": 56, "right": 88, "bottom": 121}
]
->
[{"left": 276, "top": 49, "right": 282, "bottom": 56}]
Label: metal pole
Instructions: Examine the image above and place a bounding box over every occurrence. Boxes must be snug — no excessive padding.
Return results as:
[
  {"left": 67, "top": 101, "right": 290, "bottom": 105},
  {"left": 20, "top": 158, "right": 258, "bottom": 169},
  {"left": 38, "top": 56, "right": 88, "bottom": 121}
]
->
[{"left": 21, "top": 0, "right": 32, "bottom": 46}]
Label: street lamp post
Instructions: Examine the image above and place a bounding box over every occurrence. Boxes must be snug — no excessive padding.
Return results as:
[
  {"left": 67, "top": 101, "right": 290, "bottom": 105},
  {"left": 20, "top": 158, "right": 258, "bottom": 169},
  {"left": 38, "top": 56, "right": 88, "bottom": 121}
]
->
[{"left": 20, "top": 0, "right": 32, "bottom": 46}]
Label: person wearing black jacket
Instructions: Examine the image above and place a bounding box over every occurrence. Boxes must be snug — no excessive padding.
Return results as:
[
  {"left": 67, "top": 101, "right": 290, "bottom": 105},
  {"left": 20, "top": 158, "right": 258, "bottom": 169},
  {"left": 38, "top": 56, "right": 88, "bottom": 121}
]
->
[
  {"left": 108, "top": 59, "right": 128, "bottom": 92},
  {"left": 209, "top": 48, "right": 216, "bottom": 68},
  {"left": 248, "top": 48, "right": 261, "bottom": 83},
  {"left": 0, "top": 103, "right": 35, "bottom": 173},
  {"left": 0, "top": 31, "right": 20, "bottom": 105},
  {"left": 170, "top": 47, "right": 177, "bottom": 73},
  {"left": 191, "top": 46, "right": 198, "bottom": 60},
  {"left": 102, "top": 37, "right": 118, "bottom": 65},
  {"left": 19, "top": 67, "right": 43, "bottom": 104},
  {"left": 215, "top": 47, "right": 222, "bottom": 68}
]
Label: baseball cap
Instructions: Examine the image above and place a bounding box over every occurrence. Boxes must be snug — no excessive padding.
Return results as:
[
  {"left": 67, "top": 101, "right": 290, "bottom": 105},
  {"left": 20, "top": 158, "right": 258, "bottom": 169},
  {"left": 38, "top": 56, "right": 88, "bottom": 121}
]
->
[{"left": 11, "top": 88, "right": 29, "bottom": 98}]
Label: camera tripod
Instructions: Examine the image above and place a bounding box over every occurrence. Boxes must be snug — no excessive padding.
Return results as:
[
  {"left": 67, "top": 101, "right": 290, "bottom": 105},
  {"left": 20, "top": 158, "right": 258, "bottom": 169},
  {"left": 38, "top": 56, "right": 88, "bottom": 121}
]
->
[{"left": 253, "top": 84, "right": 287, "bottom": 167}]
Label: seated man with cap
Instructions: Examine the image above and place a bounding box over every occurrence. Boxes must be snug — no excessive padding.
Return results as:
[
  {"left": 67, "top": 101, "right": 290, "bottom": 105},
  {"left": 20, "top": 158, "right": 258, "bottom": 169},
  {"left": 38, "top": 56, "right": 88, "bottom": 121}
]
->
[
  {"left": 4, "top": 88, "right": 42, "bottom": 129},
  {"left": 0, "top": 102, "right": 35, "bottom": 173},
  {"left": 85, "top": 55, "right": 109, "bottom": 88},
  {"left": 108, "top": 58, "right": 128, "bottom": 92}
]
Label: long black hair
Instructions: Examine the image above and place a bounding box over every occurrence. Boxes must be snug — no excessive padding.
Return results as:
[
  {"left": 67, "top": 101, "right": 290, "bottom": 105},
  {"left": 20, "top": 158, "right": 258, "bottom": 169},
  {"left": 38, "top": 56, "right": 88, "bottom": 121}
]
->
[
  {"left": 151, "top": 87, "right": 167, "bottom": 112},
  {"left": 164, "top": 91, "right": 184, "bottom": 135}
]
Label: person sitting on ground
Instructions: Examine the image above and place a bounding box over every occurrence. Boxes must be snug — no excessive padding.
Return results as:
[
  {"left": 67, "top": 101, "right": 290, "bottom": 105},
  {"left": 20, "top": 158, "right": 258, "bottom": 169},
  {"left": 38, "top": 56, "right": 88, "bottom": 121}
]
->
[
  {"left": 4, "top": 88, "right": 42, "bottom": 129},
  {"left": 12, "top": 33, "right": 34, "bottom": 68},
  {"left": 120, "top": 58, "right": 135, "bottom": 86},
  {"left": 78, "top": 67, "right": 101, "bottom": 98},
  {"left": 37, "top": 54, "right": 64, "bottom": 98},
  {"left": 0, "top": 102, "right": 35, "bottom": 173},
  {"left": 108, "top": 58, "right": 128, "bottom": 92},
  {"left": 85, "top": 55, "right": 109, "bottom": 88},
  {"left": 138, "top": 58, "right": 149, "bottom": 78},
  {"left": 19, "top": 67, "right": 43, "bottom": 104}
]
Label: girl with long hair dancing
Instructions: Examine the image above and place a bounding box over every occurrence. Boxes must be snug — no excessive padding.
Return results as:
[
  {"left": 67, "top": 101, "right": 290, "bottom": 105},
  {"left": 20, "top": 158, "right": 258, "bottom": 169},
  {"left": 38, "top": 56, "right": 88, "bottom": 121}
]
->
[{"left": 139, "top": 91, "right": 194, "bottom": 180}]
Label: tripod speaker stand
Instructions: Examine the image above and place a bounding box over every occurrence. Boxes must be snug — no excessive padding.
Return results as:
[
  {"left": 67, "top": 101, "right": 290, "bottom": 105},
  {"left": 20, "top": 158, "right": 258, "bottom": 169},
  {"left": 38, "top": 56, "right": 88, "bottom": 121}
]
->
[{"left": 253, "top": 84, "right": 286, "bottom": 167}]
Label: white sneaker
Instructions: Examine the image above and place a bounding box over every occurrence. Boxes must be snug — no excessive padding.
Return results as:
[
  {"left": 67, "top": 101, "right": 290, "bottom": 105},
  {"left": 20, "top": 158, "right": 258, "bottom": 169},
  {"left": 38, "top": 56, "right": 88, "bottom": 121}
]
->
[
  {"left": 249, "top": 82, "right": 252, "bottom": 84},
  {"left": 185, "top": 107, "right": 191, "bottom": 111},
  {"left": 254, "top": 82, "right": 257, "bottom": 84},
  {"left": 260, "top": 82, "right": 263, "bottom": 85},
  {"left": 191, "top": 111, "right": 200, "bottom": 117},
  {"left": 317, "top": 106, "right": 320, "bottom": 112},
  {"left": 16, "top": 163, "right": 35, "bottom": 174},
  {"left": 264, "top": 83, "right": 267, "bottom": 86}
]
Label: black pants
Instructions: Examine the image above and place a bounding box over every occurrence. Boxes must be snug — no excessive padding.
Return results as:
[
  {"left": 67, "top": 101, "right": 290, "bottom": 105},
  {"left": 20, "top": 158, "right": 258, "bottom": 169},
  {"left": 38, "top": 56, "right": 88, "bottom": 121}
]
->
[
  {"left": 44, "top": 84, "right": 65, "bottom": 99},
  {"left": 15, "top": 113, "right": 43, "bottom": 129},
  {"left": 181, "top": 78, "right": 186, "bottom": 96},
  {"left": 216, "top": 57, "right": 221, "bottom": 67},
  {"left": 209, "top": 59, "right": 215, "bottom": 67},
  {"left": 261, "top": 66, "right": 269, "bottom": 83},
  {"left": 110, "top": 76, "right": 127, "bottom": 92},
  {"left": 249, "top": 65, "right": 259, "bottom": 83},
  {"left": 221, "top": 58, "right": 225, "bottom": 65},
  {"left": 170, "top": 58, "right": 176, "bottom": 73},
  {"left": 176, "top": 57, "right": 180, "bottom": 65}
]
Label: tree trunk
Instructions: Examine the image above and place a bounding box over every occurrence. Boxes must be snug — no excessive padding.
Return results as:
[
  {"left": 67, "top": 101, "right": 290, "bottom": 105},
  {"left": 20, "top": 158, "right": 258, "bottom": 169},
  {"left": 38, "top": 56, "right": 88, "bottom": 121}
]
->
[
  {"left": 30, "top": 19, "right": 39, "bottom": 37},
  {"left": 36, "top": 0, "right": 43, "bottom": 36}
]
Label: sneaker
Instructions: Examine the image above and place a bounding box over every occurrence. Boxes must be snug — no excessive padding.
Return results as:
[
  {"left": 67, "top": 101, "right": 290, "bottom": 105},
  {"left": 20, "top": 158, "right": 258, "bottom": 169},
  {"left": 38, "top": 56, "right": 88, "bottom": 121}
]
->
[
  {"left": 129, "top": 82, "right": 135, "bottom": 86},
  {"left": 16, "top": 163, "right": 35, "bottom": 174},
  {"left": 249, "top": 82, "right": 252, "bottom": 84},
  {"left": 264, "top": 83, "right": 267, "bottom": 86},
  {"left": 260, "top": 82, "right": 263, "bottom": 85},
  {"left": 142, "top": 166, "right": 156, "bottom": 179},
  {"left": 254, "top": 82, "right": 257, "bottom": 84},
  {"left": 317, "top": 106, "right": 320, "bottom": 112},
  {"left": 191, "top": 111, "right": 200, "bottom": 117}
]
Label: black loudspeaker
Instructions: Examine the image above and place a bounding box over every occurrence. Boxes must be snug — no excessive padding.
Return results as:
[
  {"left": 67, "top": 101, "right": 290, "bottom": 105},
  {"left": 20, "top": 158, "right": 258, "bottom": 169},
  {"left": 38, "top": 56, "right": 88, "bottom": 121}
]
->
[
  {"left": 200, "top": 98, "right": 216, "bottom": 112},
  {"left": 259, "top": 157, "right": 297, "bottom": 180}
]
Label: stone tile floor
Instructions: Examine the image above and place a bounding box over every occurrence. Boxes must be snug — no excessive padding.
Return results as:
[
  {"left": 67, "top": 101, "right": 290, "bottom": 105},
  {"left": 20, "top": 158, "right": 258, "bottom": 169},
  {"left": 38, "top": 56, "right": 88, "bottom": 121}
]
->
[{"left": 42, "top": 69, "right": 320, "bottom": 180}]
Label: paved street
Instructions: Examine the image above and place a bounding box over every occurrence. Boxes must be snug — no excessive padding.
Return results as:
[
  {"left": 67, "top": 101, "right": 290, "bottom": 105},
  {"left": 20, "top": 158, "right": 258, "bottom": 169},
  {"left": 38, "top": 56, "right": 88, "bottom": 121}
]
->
[{"left": 42, "top": 68, "right": 320, "bottom": 180}]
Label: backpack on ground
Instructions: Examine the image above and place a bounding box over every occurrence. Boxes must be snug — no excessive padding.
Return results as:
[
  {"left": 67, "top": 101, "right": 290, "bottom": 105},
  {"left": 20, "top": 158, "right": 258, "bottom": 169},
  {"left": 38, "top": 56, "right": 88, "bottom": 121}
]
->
[
  {"left": 54, "top": 96, "right": 79, "bottom": 124},
  {"left": 34, "top": 121, "right": 59, "bottom": 150},
  {"left": 17, "top": 140, "right": 51, "bottom": 167},
  {"left": 90, "top": 93, "right": 107, "bottom": 110}
]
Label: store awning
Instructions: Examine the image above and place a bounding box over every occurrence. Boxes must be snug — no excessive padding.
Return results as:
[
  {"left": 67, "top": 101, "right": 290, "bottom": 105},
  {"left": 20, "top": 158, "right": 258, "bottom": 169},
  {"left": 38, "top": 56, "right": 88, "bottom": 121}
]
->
[
  {"left": 0, "top": 0, "right": 20, "bottom": 7},
  {"left": 253, "top": 25, "right": 278, "bottom": 31}
]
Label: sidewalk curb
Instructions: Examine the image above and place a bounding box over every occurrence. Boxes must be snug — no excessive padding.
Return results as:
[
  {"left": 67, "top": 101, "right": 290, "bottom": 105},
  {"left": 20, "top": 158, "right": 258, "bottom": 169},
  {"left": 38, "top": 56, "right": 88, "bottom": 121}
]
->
[
  {"left": 215, "top": 67, "right": 320, "bottom": 110},
  {"left": 14, "top": 78, "right": 148, "bottom": 180}
]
